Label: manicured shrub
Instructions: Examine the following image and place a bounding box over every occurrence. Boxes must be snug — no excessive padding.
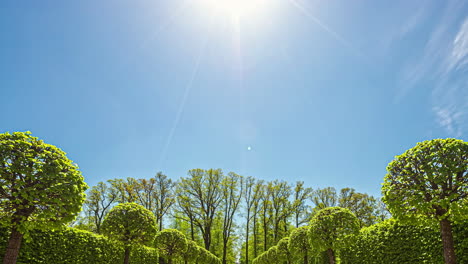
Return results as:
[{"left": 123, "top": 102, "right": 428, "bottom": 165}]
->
[
  {"left": 340, "top": 219, "right": 468, "bottom": 264},
  {"left": 0, "top": 227, "right": 158, "bottom": 264}
]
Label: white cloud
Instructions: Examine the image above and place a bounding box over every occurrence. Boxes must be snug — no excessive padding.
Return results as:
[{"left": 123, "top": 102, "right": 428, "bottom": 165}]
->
[
  {"left": 397, "top": 1, "right": 468, "bottom": 137},
  {"left": 448, "top": 18, "right": 468, "bottom": 72}
]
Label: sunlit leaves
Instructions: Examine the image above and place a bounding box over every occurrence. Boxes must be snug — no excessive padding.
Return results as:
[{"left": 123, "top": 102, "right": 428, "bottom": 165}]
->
[
  {"left": 101, "top": 202, "right": 157, "bottom": 247},
  {"left": 308, "top": 207, "right": 359, "bottom": 252},
  {"left": 0, "top": 131, "right": 87, "bottom": 232},
  {"left": 382, "top": 138, "right": 468, "bottom": 223}
]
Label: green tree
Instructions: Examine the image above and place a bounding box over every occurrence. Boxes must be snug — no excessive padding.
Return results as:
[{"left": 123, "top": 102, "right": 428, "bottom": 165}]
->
[
  {"left": 181, "top": 239, "right": 200, "bottom": 264},
  {"left": 221, "top": 172, "right": 243, "bottom": 264},
  {"left": 310, "top": 187, "right": 337, "bottom": 211},
  {"left": 308, "top": 207, "right": 359, "bottom": 264},
  {"left": 288, "top": 226, "right": 311, "bottom": 264},
  {"left": 242, "top": 176, "right": 256, "bottom": 264},
  {"left": 338, "top": 188, "right": 379, "bottom": 227},
  {"left": 382, "top": 138, "right": 468, "bottom": 264},
  {"left": 0, "top": 131, "right": 87, "bottom": 264},
  {"left": 292, "top": 182, "right": 313, "bottom": 228},
  {"left": 277, "top": 237, "right": 292, "bottom": 264},
  {"left": 154, "top": 229, "right": 188, "bottom": 264},
  {"left": 84, "top": 181, "right": 117, "bottom": 233},
  {"left": 153, "top": 172, "right": 175, "bottom": 231},
  {"left": 101, "top": 202, "right": 157, "bottom": 264},
  {"left": 270, "top": 180, "right": 292, "bottom": 243},
  {"left": 177, "top": 169, "right": 223, "bottom": 250}
]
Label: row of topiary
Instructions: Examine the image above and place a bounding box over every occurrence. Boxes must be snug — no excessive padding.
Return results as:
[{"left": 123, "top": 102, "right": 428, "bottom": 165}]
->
[
  {"left": 0, "top": 226, "right": 222, "bottom": 264},
  {"left": 340, "top": 219, "right": 468, "bottom": 264},
  {"left": 252, "top": 217, "right": 468, "bottom": 264},
  {"left": 0, "top": 227, "right": 158, "bottom": 264}
]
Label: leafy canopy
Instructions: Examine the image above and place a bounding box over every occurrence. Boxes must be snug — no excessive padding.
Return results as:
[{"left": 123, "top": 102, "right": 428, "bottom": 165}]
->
[
  {"left": 308, "top": 207, "right": 360, "bottom": 251},
  {"left": 101, "top": 202, "right": 157, "bottom": 246},
  {"left": 288, "top": 226, "right": 311, "bottom": 260},
  {"left": 382, "top": 138, "right": 468, "bottom": 223},
  {"left": 0, "top": 131, "right": 87, "bottom": 234},
  {"left": 154, "top": 228, "right": 188, "bottom": 260}
]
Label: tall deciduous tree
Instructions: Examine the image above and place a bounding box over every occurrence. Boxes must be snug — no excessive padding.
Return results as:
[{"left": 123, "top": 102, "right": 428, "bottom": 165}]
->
[
  {"left": 270, "top": 180, "right": 292, "bottom": 243},
  {"left": 292, "top": 181, "right": 313, "bottom": 228},
  {"left": 308, "top": 207, "right": 359, "bottom": 264},
  {"left": 338, "top": 188, "right": 379, "bottom": 227},
  {"left": 310, "top": 187, "right": 337, "bottom": 212},
  {"left": 177, "top": 168, "right": 223, "bottom": 250},
  {"left": 0, "top": 132, "right": 88, "bottom": 264},
  {"left": 101, "top": 202, "right": 157, "bottom": 264},
  {"left": 243, "top": 176, "right": 256, "bottom": 264},
  {"left": 382, "top": 138, "right": 468, "bottom": 264},
  {"left": 221, "top": 172, "right": 243, "bottom": 264},
  {"left": 153, "top": 172, "right": 175, "bottom": 231},
  {"left": 84, "top": 181, "right": 117, "bottom": 233}
]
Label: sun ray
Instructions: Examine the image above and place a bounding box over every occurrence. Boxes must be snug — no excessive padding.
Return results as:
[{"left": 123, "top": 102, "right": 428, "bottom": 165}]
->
[
  {"left": 288, "top": 0, "right": 365, "bottom": 59},
  {"left": 157, "top": 12, "right": 215, "bottom": 170}
]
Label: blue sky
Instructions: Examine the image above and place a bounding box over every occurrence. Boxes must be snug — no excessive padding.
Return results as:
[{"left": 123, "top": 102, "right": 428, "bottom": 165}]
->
[{"left": 1, "top": 0, "right": 467, "bottom": 198}]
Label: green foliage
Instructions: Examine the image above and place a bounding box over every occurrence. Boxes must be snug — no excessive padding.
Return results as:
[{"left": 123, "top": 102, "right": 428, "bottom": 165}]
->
[
  {"left": 182, "top": 239, "right": 200, "bottom": 263},
  {"left": 340, "top": 219, "right": 468, "bottom": 264},
  {"left": 154, "top": 229, "right": 188, "bottom": 262},
  {"left": 277, "top": 237, "right": 292, "bottom": 263},
  {"left": 101, "top": 202, "right": 157, "bottom": 247},
  {"left": 308, "top": 207, "right": 359, "bottom": 251},
  {"left": 288, "top": 226, "right": 311, "bottom": 262},
  {"left": 382, "top": 138, "right": 468, "bottom": 223},
  {"left": 0, "top": 131, "right": 88, "bottom": 233},
  {"left": 252, "top": 245, "right": 279, "bottom": 264},
  {"left": 0, "top": 227, "right": 158, "bottom": 263},
  {"left": 197, "top": 245, "right": 222, "bottom": 264}
]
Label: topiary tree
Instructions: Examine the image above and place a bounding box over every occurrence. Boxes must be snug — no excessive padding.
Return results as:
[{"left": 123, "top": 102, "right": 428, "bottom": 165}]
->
[
  {"left": 277, "top": 237, "right": 292, "bottom": 264},
  {"left": 308, "top": 207, "right": 359, "bottom": 264},
  {"left": 181, "top": 239, "right": 200, "bottom": 264},
  {"left": 101, "top": 202, "right": 157, "bottom": 264},
  {"left": 0, "top": 131, "right": 88, "bottom": 264},
  {"left": 288, "top": 226, "right": 312, "bottom": 264},
  {"left": 196, "top": 246, "right": 221, "bottom": 264},
  {"left": 154, "top": 229, "right": 188, "bottom": 264},
  {"left": 382, "top": 138, "right": 468, "bottom": 264}
]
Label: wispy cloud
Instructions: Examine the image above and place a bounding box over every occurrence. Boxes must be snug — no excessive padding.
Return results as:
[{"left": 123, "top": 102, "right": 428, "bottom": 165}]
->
[
  {"left": 397, "top": 1, "right": 468, "bottom": 137},
  {"left": 447, "top": 19, "right": 468, "bottom": 72}
]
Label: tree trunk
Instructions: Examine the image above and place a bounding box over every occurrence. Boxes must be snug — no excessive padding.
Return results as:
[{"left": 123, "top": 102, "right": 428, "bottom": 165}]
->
[
  {"left": 123, "top": 247, "right": 130, "bottom": 264},
  {"left": 303, "top": 252, "right": 308, "bottom": 264},
  {"left": 190, "top": 218, "right": 195, "bottom": 241},
  {"left": 440, "top": 219, "right": 457, "bottom": 264},
  {"left": 222, "top": 241, "right": 228, "bottom": 264},
  {"left": 245, "top": 223, "right": 249, "bottom": 264},
  {"left": 159, "top": 216, "right": 163, "bottom": 231},
  {"left": 326, "top": 248, "right": 335, "bottom": 264},
  {"left": 253, "top": 214, "right": 258, "bottom": 258},
  {"left": 3, "top": 227, "right": 23, "bottom": 264}
]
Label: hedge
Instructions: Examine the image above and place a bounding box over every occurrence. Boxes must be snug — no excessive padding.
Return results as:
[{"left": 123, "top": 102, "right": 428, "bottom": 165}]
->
[
  {"left": 340, "top": 219, "right": 468, "bottom": 264},
  {"left": 0, "top": 227, "right": 158, "bottom": 264}
]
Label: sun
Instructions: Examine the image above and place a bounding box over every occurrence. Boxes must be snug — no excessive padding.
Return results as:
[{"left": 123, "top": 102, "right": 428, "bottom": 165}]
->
[{"left": 201, "top": 0, "right": 268, "bottom": 18}]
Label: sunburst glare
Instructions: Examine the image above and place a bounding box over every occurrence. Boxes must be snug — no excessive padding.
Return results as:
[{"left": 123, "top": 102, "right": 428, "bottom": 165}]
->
[{"left": 200, "top": 0, "right": 269, "bottom": 18}]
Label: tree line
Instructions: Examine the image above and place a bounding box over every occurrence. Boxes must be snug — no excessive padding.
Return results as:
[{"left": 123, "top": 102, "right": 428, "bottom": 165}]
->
[
  {"left": 1, "top": 132, "right": 466, "bottom": 264},
  {"left": 75, "top": 169, "right": 390, "bottom": 263}
]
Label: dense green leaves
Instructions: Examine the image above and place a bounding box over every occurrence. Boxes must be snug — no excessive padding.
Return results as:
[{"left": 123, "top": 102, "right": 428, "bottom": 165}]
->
[
  {"left": 340, "top": 219, "right": 468, "bottom": 264},
  {"left": 102, "top": 203, "right": 157, "bottom": 246},
  {"left": 308, "top": 207, "right": 359, "bottom": 251},
  {"left": 288, "top": 226, "right": 311, "bottom": 262},
  {"left": 382, "top": 138, "right": 468, "bottom": 222},
  {"left": 0, "top": 131, "right": 88, "bottom": 232},
  {"left": 154, "top": 229, "right": 187, "bottom": 263},
  {"left": 0, "top": 227, "right": 158, "bottom": 263}
]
